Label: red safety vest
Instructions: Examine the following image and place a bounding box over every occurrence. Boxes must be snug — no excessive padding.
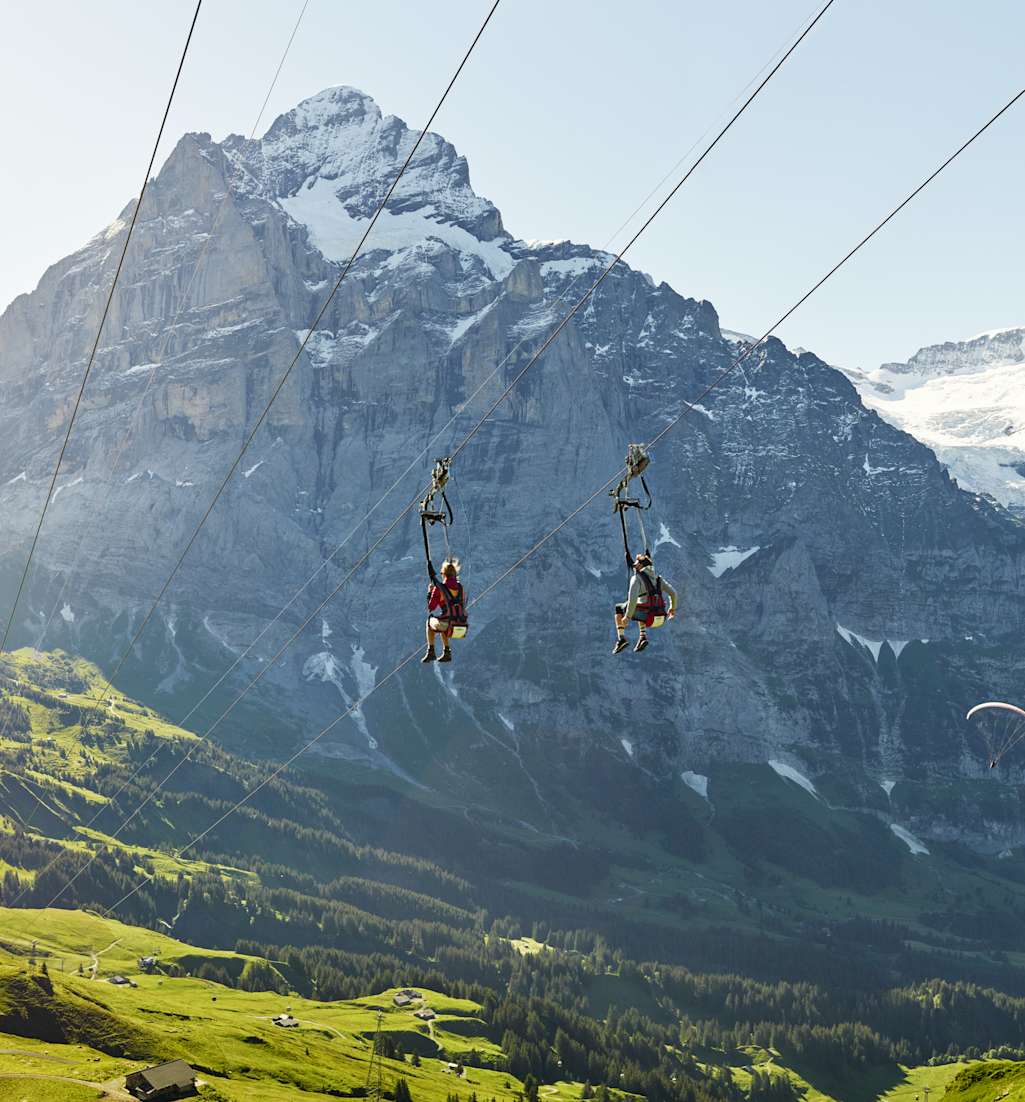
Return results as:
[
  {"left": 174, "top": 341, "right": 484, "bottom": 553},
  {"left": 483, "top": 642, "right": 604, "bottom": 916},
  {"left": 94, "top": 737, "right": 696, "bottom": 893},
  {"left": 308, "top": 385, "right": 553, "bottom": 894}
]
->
[
  {"left": 635, "top": 572, "right": 668, "bottom": 628},
  {"left": 430, "top": 580, "right": 468, "bottom": 636}
]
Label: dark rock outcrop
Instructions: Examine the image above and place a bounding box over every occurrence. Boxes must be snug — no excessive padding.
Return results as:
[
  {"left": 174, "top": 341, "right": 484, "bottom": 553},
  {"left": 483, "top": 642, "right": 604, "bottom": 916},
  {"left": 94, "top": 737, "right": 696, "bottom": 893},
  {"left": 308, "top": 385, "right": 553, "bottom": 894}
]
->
[{"left": 2, "top": 86, "right": 1023, "bottom": 850}]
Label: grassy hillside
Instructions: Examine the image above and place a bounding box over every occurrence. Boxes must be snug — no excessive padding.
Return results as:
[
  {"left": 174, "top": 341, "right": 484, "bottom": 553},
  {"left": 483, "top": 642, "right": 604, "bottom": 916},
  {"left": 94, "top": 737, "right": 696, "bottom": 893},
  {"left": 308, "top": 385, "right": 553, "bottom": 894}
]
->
[
  {"left": 7, "top": 653, "right": 1025, "bottom": 1102},
  {"left": 0, "top": 648, "right": 479, "bottom": 917},
  {"left": 0, "top": 908, "right": 614, "bottom": 1102},
  {"left": 0, "top": 906, "right": 1023, "bottom": 1102},
  {"left": 6, "top": 645, "right": 1025, "bottom": 1001},
  {"left": 944, "top": 1062, "right": 1025, "bottom": 1102},
  {"left": 0, "top": 905, "right": 1000, "bottom": 1102}
]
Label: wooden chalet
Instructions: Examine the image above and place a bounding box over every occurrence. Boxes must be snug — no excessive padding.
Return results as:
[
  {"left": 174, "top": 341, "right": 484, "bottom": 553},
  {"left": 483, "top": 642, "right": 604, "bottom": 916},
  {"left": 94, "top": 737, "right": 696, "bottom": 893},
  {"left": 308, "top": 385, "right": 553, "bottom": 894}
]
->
[{"left": 125, "top": 1059, "right": 197, "bottom": 1100}]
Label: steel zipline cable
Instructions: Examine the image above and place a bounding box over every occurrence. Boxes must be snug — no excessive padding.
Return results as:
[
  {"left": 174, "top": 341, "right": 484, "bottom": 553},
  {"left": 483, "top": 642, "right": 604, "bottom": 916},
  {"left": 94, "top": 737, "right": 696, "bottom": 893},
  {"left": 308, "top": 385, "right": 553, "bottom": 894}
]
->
[
  {"left": 27, "top": 0, "right": 312, "bottom": 665},
  {"left": 0, "top": 0, "right": 312, "bottom": 764},
  {"left": 81, "top": 0, "right": 815, "bottom": 794},
  {"left": 22, "top": 0, "right": 837, "bottom": 912},
  {"left": 31, "top": 0, "right": 836, "bottom": 912},
  {"left": 0, "top": 0, "right": 204, "bottom": 656},
  {"left": 446, "top": 0, "right": 835, "bottom": 461},
  {"left": 94, "top": 79, "right": 1025, "bottom": 923},
  {"left": 85, "top": 0, "right": 820, "bottom": 719},
  {"left": 89, "top": 0, "right": 503, "bottom": 705},
  {"left": 10, "top": 0, "right": 820, "bottom": 890},
  {"left": 0, "top": 1, "right": 311, "bottom": 842},
  {"left": 7, "top": 0, "right": 502, "bottom": 911}
]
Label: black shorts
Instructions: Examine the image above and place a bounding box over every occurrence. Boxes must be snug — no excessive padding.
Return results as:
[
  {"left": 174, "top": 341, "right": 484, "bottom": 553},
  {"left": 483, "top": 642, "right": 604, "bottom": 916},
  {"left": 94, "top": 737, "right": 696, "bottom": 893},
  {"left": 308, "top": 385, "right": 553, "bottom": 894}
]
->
[{"left": 615, "top": 604, "right": 646, "bottom": 622}]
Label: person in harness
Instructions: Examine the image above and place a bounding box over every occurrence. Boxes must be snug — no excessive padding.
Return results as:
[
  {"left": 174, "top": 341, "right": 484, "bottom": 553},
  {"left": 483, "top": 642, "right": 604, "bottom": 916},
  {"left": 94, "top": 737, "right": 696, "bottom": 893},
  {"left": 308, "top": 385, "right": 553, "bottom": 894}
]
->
[
  {"left": 422, "top": 558, "right": 467, "bottom": 663},
  {"left": 613, "top": 552, "right": 677, "bottom": 654}
]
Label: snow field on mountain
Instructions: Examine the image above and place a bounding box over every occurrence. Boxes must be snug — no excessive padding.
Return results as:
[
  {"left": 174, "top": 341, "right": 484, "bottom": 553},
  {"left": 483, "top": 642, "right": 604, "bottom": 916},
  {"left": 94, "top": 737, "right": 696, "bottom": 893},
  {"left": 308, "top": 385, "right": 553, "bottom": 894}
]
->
[
  {"left": 681, "top": 771, "right": 709, "bottom": 800},
  {"left": 280, "top": 176, "right": 514, "bottom": 280},
  {"left": 768, "top": 760, "right": 818, "bottom": 799},
  {"left": 845, "top": 327, "right": 1025, "bottom": 508},
  {"left": 890, "top": 823, "right": 929, "bottom": 856},
  {"left": 707, "top": 546, "right": 759, "bottom": 578},
  {"left": 836, "top": 625, "right": 912, "bottom": 662}
]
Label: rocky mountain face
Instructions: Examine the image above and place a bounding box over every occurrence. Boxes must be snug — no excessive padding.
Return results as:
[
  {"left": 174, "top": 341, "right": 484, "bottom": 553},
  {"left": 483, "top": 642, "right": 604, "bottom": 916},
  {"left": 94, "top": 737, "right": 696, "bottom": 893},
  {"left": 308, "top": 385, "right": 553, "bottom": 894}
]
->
[
  {"left": 2, "top": 86, "right": 1024, "bottom": 859},
  {"left": 844, "top": 327, "right": 1025, "bottom": 513}
]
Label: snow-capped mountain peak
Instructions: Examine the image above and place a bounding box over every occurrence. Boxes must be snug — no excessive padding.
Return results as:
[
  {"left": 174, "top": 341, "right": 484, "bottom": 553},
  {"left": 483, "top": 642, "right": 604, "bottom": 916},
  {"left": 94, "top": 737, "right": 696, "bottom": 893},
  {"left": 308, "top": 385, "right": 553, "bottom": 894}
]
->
[
  {"left": 214, "top": 86, "right": 513, "bottom": 286},
  {"left": 5, "top": 82, "right": 1025, "bottom": 852},
  {"left": 230, "top": 86, "right": 505, "bottom": 242},
  {"left": 879, "top": 326, "right": 1025, "bottom": 379},
  {"left": 844, "top": 327, "right": 1025, "bottom": 510}
]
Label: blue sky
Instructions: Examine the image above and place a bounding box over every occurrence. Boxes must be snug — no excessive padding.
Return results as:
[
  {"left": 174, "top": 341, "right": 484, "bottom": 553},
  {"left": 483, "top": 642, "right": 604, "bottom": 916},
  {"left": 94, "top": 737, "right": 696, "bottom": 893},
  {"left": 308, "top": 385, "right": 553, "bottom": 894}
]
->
[{"left": 3, "top": 0, "right": 1022, "bottom": 369}]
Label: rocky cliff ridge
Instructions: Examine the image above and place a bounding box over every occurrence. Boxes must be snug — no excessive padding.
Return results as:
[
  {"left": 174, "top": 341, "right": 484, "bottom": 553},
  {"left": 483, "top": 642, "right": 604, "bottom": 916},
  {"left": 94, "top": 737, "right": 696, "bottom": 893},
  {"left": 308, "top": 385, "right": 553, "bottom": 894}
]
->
[{"left": 1, "top": 86, "right": 1024, "bottom": 852}]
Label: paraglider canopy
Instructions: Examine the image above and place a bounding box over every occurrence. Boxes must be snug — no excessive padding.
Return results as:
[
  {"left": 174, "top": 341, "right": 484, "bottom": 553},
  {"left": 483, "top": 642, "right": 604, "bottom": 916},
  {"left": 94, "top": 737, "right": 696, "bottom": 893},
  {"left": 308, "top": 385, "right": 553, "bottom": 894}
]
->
[
  {"left": 965, "top": 701, "right": 1025, "bottom": 769},
  {"left": 966, "top": 702, "right": 1025, "bottom": 723}
]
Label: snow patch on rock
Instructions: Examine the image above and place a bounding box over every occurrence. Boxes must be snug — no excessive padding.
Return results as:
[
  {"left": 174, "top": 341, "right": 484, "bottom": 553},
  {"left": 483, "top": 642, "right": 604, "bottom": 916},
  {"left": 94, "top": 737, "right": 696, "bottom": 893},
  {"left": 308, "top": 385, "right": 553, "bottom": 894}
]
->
[
  {"left": 280, "top": 176, "right": 515, "bottom": 280},
  {"left": 836, "top": 623, "right": 885, "bottom": 662},
  {"left": 681, "top": 771, "right": 709, "bottom": 800},
  {"left": 654, "top": 523, "right": 681, "bottom": 552},
  {"left": 156, "top": 612, "right": 188, "bottom": 694},
  {"left": 446, "top": 298, "right": 499, "bottom": 347},
  {"left": 350, "top": 644, "right": 375, "bottom": 697},
  {"left": 52, "top": 476, "right": 83, "bottom": 502},
  {"left": 863, "top": 454, "right": 896, "bottom": 476},
  {"left": 303, "top": 649, "right": 376, "bottom": 747},
  {"left": 303, "top": 650, "right": 344, "bottom": 690},
  {"left": 768, "top": 759, "right": 818, "bottom": 799},
  {"left": 837, "top": 625, "right": 913, "bottom": 662},
  {"left": 708, "top": 546, "right": 759, "bottom": 578},
  {"left": 432, "top": 663, "right": 461, "bottom": 701},
  {"left": 540, "top": 256, "right": 605, "bottom": 279},
  {"left": 349, "top": 644, "right": 378, "bottom": 749},
  {"left": 203, "top": 615, "right": 241, "bottom": 655},
  {"left": 890, "top": 823, "right": 929, "bottom": 855}
]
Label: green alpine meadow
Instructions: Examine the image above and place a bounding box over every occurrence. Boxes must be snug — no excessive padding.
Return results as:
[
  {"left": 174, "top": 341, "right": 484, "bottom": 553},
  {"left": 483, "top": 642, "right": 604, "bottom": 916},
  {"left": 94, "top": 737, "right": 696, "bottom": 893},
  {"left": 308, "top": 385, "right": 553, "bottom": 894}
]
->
[{"left": 2, "top": 4, "right": 1024, "bottom": 1099}]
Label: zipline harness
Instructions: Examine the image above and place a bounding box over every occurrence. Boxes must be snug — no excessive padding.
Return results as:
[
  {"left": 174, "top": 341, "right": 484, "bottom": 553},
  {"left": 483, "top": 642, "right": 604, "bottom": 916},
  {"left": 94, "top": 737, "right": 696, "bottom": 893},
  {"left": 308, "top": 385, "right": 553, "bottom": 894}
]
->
[
  {"left": 420, "top": 458, "right": 468, "bottom": 639},
  {"left": 611, "top": 445, "right": 668, "bottom": 628}
]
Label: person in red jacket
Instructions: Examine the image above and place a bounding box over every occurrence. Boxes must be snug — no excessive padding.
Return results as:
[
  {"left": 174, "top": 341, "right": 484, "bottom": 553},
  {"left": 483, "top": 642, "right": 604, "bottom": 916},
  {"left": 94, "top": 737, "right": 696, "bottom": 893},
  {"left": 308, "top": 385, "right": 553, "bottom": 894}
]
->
[{"left": 422, "top": 559, "right": 466, "bottom": 663}]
